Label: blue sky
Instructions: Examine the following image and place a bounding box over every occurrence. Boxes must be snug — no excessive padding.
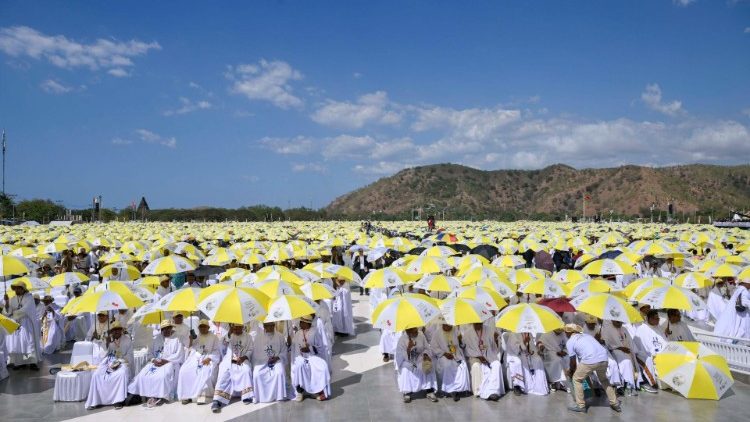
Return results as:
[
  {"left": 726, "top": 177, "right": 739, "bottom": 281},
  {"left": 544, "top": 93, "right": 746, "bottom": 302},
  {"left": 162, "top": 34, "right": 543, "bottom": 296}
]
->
[{"left": 1, "top": 0, "right": 749, "bottom": 210}]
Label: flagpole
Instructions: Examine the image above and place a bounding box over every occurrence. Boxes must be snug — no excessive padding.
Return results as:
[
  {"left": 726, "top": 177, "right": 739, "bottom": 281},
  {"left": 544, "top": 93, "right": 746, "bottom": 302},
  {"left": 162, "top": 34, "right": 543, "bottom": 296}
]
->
[{"left": 2, "top": 129, "right": 6, "bottom": 196}]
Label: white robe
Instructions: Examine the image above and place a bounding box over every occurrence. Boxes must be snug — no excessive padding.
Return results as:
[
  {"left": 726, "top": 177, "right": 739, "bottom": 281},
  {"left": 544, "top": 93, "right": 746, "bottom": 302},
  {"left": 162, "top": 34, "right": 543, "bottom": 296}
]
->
[
  {"left": 40, "top": 307, "right": 64, "bottom": 355},
  {"left": 331, "top": 284, "right": 355, "bottom": 336},
  {"left": 536, "top": 331, "right": 569, "bottom": 383},
  {"left": 172, "top": 322, "right": 191, "bottom": 348},
  {"left": 0, "top": 329, "right": 8, "bottom": 380},
  {"left": 213, "top": 332, "right": 254, "bottom": 404},
  {"left": 3, "top": 293, "right": 41, "bottom": 365},
  {"left": 64, "top": 315, "right": 89, "bottom": 343},
  {"left": 394, "top": 332, "right": 437, "bottom": 394},
  {"left": 128, "top": 335, "right": 185, "bottom": 400},
  {"left": 177, "top": 333, "right": 221, "bottom": 402},
  {"left": 461, "top": 325, "right": 505, "bottom": 398},
  {"left": 707, "top": 288, "right": 728, "bottom": 322},
  {"left": 633, "top": 323, "right": 667, "bottom": 385},
  {"left": 505, "top": 333, "right": 548, "bottom": 395},
  {"left": 315, "top": 302, "right": 334, "bottom": 367},
  {"left": 601, "top": 322, "right": 639, "bottom": 387},
  {"left": 291, "top": 326, "right": 331, "bottom": 397},
  {"left": 714, "top": 285, "right": 750, "bottom": 340},
  {"left": 85, "top": 336, "right": 134, "bottom": 407},
  {"left": 252, "top": 331, "right": 291, "bottom": 403},
  {"left": 430, "top": 328, "right": 470, "bottom": 394}
]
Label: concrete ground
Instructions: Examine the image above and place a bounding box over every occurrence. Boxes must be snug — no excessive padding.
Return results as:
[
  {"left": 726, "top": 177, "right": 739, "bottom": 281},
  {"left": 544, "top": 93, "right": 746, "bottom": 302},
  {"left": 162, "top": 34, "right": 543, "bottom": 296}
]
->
[{"left": 1, "top": 293, "right": 748, "bottom": 422}]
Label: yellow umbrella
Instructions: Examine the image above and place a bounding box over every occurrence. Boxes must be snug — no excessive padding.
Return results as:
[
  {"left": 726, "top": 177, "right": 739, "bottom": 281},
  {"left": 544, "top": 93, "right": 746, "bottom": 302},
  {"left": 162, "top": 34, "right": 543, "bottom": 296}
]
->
[
  {"left": 623, "top": 277, "right": 669, "bottom": 299},
  {"left": 506, "top": 268, "right": 548, "bottom": 285},
  {"left": 635, "top": 285, "right": 706, "bottom": 311},
  {"left": 49, "top": 271, "right": 90, "bottom": 287},
  {"left": 413, "top": 274, "right": 462, "bottom": 292},
  {"left": 551, "top": 269, "right": 589, "bottom": 284},
  {"left": 142, "top": 255, "right": 196, "bottom": 275},
  {"left": 363, "top": 268, "right": 419, "bottom": 289},
  {"left": 264, "top": 294, "right": 317, "bottom": 323},
  {"left": 440, "top": 297, "right": 492, "bottom": 325},
  {"left": 197, "top": 287, "right": 268, "bottom": 324},
  {"left": 0, "top": 255, "right": 34, "bottom": 277},
  {"left": 405, "top": 256, "right": 451, "bottom": 275},
  {"left": 495, "top": 303, "right": 564, "bottom": 334},
  {"left": 492, "top": 255, "right": 525, "bottom": 268},
  {"left": 582, "top": 259, "right": 636, "bottom": 276},
  {"left": 153, "top": 287, "right": 202, "bottom": 312},
  {"left": 456, "top": 286, "right": 507, "bottom": 311},
  {"left": 673, "top": 272, "right": 712, "bottom": 289},
  {"left": 371, "top": 295, "right": 440, "bottom": 331},
  {"left": 567, "top": 279, "right": 616, "bottom": 297},
  {"left": 255, "top": 279, "right": 303, "bottom": 298},
  {"left": 0, "top": 314, "right": 20, "bottom": 334},
  {"left": 100, "top": 263, "right": 141, "bottom": 280},
  {"left": 299, "top": 282, "right": 335, "bottom": 300},
  {"left": 654, "top": 342, "right": 733, "bottom": 400},
  {"left": 520, "top": 278, "right": 569, "bottom": 297},
  {"left": 570, "top": 293, "right": 642, "bottom": 323},
  {"left": 67, "top": 290, "right": 143, "bottom": 314}
]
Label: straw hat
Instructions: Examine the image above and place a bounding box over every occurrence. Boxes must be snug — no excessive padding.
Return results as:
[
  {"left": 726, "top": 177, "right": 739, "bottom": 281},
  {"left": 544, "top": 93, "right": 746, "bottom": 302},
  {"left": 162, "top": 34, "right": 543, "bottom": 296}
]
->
[
  {"left": 108, "top": 321, "right": 124, "bottom": 331},
  {"left": 159, "top": 319, "right": 174, "bottom": 330},
  {"left": 564, "top": 323, "right": 583, "bottom": 334},
  {"left": 198, "top": 319, "right": 210, "bottom": 327}
]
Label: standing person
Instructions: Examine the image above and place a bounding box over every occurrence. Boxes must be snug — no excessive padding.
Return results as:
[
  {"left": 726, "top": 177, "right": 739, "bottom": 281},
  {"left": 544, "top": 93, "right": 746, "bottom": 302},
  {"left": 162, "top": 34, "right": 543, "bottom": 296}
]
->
[
  {"left": 128, "top": 320, "right": 185, "bottom": 408},
  {"left": 461, "top": 322, "right": 504, "bottom": 401},
  {"left": 352, "top": 249, "right": 370, "bottom": 295},
  {"left": 563, "top": 324, "right": 621, "bottom": 414},
  {"left": 39, "top": 295, "right": 63, "bottom": 355},
  {"left": 85, "top": 322, "right": 134, "bottom": 410},
  {"left": 395, "top": 327, "right": 438, "bottom": 403},
  {"left": 714, "top": 279, "right": 750, "bottom": 339},
  {"left": 430, "top": 322, "right": 471, "bottom": 401},
  {"left": 178, "top": 320, "right": 221, "bottom": 406},
  {"left": 212, "top": 323, "right": 254, "bottom": 413},
  {"left": 2, "top": 280, "right": 41, "bottom": 370},
  {"left": 707, "top": 280, "right": 729, "bottom": 322},
  {"left": 291, "top": 316, "right": 330, "bottom": 401},
  {"left": 331, "top": 278, "right": 355, "bottom": 336}
]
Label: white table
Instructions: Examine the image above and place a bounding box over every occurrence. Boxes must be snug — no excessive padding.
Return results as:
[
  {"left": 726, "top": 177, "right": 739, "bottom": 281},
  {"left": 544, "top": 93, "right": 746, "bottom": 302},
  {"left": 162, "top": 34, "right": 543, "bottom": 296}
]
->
[{"left": 53, "top": 370, "right": 92, "bottom": 402}]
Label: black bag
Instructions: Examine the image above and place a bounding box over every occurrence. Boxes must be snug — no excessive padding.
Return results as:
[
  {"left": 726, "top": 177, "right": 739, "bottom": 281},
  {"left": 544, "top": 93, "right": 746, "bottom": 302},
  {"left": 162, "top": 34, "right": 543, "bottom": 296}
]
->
[{"left": 736, "top": 296, "right": 747, "bottom": 313}]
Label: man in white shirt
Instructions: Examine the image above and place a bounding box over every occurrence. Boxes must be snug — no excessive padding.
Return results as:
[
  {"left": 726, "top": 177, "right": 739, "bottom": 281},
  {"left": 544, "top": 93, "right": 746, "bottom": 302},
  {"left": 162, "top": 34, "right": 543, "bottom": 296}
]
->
[{"left": 564, "top": 324, "right": 620, "bottom": 413}]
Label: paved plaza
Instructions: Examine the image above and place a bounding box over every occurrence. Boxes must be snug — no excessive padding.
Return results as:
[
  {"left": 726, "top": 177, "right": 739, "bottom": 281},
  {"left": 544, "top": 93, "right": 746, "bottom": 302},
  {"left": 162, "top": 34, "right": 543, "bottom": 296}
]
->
[{"left": 1, "top": 293, "right": 748, "bottom": 422}]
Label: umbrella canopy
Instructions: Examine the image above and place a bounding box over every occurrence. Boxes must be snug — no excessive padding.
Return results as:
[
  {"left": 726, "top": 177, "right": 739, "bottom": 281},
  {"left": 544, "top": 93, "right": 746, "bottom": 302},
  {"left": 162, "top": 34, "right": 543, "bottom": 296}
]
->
[
  {"left": 363, "top": 268, "right": 419, "bottom": 289},
  {"left": 673, "top": 272, "right": 712, "bottom": 289},
  {"left": 0, "top": 255, "right": 34, "bottom": 277},
  {"left": 371, "top": 294, "right": 440, "bottom": 331},
  {"left": 495, "top": 303, "right": 564, "bottom": 334},
  {"left": 143, "top": 255, "right": 197, "bottom": 275},
  {"left": 49, "top": 271, "right": 90, "bottom": 287},
  {"left": 654, "top": 342, "right": 733, "bottom": 400},
  {"left": 264, "top": 294, "right": 317, "bottom": 323},
  {"left": 8, "top": 276, "right": 49, "bottom": 291},
  {"left": 623, "top": 277, "right": 670, "bottom": 299},
  {"left": 154, "top": 287, "right": 202, "bottom": 312},
  {"left": 299, "top": 281, "right": 335, "bottom": 300},
  {"left": 100, "top": 263, "right": 141, "bottom": 280},
  {"left": 520, "top": 278, "right": 569, "bottom": 297},
  {"left": 413, "top": 274, "right": 462, "bottom": 292},
  {"left": 537, "top": 297, "right": 576, "bottom": 313},
  {"left": 636, "top": 286, "right": 707, "bottom": 311},
  {"left": 197, "top": 287, "right": 269, "bottom": 324},
  {"left": 582, "top": 258, "right": 636, "bottom": 276},
  {"left": 440, "top": 297, "right": 491, "bottom": 325},
  {"left": 0, "top": 314, "right": 20, "bottom": 334},
  {"left": 255, "top": 279, "right": 303, "bottom": 298},
  {"left": 570, "top": 293, "right": 642, "bottom": 323},
  {"left": 455, "top": 286, "right": 507, "bottom": 311},
  {"left": 568, "top": 278, "right": 616, "bottom": 297},
  {"left": 67, "top": 290, "right": 143, "bottom": 314},
  {"left": 405, "top": 256, "right": 451, "bottom": 275}
]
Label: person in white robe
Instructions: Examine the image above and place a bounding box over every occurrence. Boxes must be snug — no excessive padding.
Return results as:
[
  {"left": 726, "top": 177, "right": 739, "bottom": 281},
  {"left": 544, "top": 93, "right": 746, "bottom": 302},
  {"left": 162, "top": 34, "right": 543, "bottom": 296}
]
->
[
  {"left": 536, "top": 329, "right": 569, "bottom": 391},
  {"left": 211, "top": 323, "right": 254, "bottom": 413},
  {"left": 171, "top": 313, "right": 191, "bottom": 347},
  {"left": 601, "top": 320, "right": 639, "bottom": 394},
  {"left": 395, "top": 327, "right": 438, "bottom": 403},
  {"left": 178, "top": 320, "right": 221, "bottom": 405},
  {"left": 128, "top": 319, "right": 185, "bottom": 407},
  {"left": 714, "top": 280, "right": 750, "bottom": 340},
  {"left": 85, "top": 322, "right": 134, "bottom": 409},
  {"left": 39, "top": 295, "right": 64, "bottom": 355},
  {"left": 707, "top": 281, "right": 729, "bottom": 322},
  {"left": 34, "top": 294, "right": 44, "bottom": 320},
  {"left": 632, "top": 310, "right": 665, "bottom": 393},
  {"left": 2, "top": 281, "right": 42, "bottom": 369},
  {"left": 661, "top": 309, "right": 695, "bottom": 342},
  {"left": 86, "top": 311, "right": 111, "bottom": 364},
  {"left": 64, "top": 313, "right": 89, "bottom": 343},
  {"left": 461, "top": 322, "right": 504, "bottom": 400},
  {"left": 377, "top": 288, "right": 400, "bottom": 363},
  {"left": 430, "top": 323, "right": 470, "bottom": 401},
  {"left": 505, "top": 332, "right": 548, "bottom": 395},
  {"left": 154, "top": 278, "right": 174, "bottom": 301},
  {"left": 291, "top": 315, "right": 331, "bottom": 401},
  {"left": 251, "top": 322, "right": 291, "bottom": 403},
  {"left": 314, "top": 299, "right": 334, "bottom": 368},
  {"left": 331, "top": 278, "right": 355, "bottom": 336}
]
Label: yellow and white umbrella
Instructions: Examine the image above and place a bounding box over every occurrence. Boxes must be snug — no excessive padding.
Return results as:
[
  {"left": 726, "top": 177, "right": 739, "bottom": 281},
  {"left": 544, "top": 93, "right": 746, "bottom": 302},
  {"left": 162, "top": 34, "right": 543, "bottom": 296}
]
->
[
  {"left": 7, "top": 276, "right": 49, "bottom": 291},
  {"left": 413, "top": 274, "right": 462, "bottom": 292},
  {"left": 520, "top": 278, "right": 569, "bottom": 297},
  {"left": 197, "top": 287, "right": 269, "bottom": 324},
  {"left": 299, "top": 282, "right": 335, "bottom": 300},
  {"left": 100, "top": 262, "right": 141, "bottom": 280},
  {"left": 363, "top": 268, "right": 419, "bottom": 289},
  {"left": 0, "top": 255, "right": 34, "bottom": 277},
  {"left": 0, "top": 314, "right": 20, "bottom": 334},
  {"left": 49, "top": 271, "right": 90, "bottom": 287},
  {"left": 495, "top": 303, "right": 564, "bottom": 334},
  {"left": 154, "top": 287, "right": 202, "bottom": 312},
  {"left": 702, "top": 263, "right": 742, "bottom": 279},
  {"left": 636, "top": 285, "right": 706, "bottom": 311},
  {"left": 255, "top": 279, "right": 303, "bottom": 298},
  {"left": 673, "top": 272, "right": 712, "bottom": 289},
  {"left": 570, "top": 293, "right": 642, "bottom": 323},
  {"left": 582, "top": 259, "right": 636, "bottom": 276},
  {"left": 551, "top": 269, "right": 589, "bottom": 284},
  {"left": 440, "top": 297, "right": 491, "bottom": 325},
  {"left": 66, "top": 290, "right": 143, "bottom": 315},
  {"left": 455, "top": 286, "right": 507, "bottom": 311},
  {"left": 371, "top": 294, "right": 440, "bottom": 331},
  {"left": 654, "top": 342, "right": 733, "bottom": 400},
  {"left": 491, "top": 255, "right": 525, "bottom": 268},
  {"left": 567, "top": 279, "right": 616, "bottom": 297},
  {"left": 264, "top": 294, "right": 318, "bottom": 323},
  {"left": 506, "top": 268, "right": 548, "bottom": 285},
  {"left": 143, "top": 255, "right": 196, "bottom": 275}
]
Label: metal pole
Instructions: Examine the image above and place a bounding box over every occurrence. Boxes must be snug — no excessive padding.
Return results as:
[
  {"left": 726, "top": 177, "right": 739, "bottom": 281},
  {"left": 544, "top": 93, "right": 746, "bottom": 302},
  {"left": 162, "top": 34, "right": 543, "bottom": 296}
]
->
[{"left": 2, "top": 129, "right": 6, "bottom": 196}]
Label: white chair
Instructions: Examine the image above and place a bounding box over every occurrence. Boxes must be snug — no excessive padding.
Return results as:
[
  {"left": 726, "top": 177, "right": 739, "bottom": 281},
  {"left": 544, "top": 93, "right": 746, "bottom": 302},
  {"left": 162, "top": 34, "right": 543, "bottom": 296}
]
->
[{"left": 53, "top": 341, "right": 95, "bottom": 402}]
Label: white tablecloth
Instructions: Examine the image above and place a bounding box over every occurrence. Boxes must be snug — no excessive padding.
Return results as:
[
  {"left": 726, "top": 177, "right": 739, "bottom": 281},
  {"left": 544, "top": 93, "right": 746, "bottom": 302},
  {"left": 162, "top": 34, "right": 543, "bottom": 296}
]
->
[
  {"left": 133, "top": 348, "right": 148, "bottom": 374},
  {"left": 53, "top": 370, "right": 92, "bottom": 402}
]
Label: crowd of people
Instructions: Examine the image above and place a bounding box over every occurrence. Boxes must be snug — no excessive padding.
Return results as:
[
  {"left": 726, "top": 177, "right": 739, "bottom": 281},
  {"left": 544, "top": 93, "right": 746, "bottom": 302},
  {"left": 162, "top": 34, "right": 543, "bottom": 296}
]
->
[{"left": 0, "top": 220, "right": 748, "bottom": 416}]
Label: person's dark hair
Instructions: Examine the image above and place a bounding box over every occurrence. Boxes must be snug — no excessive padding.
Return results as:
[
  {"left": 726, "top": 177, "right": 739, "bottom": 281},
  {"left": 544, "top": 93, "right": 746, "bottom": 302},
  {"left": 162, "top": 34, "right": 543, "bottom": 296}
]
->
[{"left": 646, "top": 309, "right": 659, "bottom": 320}]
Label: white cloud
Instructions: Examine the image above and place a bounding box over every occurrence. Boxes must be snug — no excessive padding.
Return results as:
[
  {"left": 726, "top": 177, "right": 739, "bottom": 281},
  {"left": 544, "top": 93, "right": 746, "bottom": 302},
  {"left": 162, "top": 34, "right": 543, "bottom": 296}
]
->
[
  {"left": 412, "top": 106, "right": 521, "bottom": 140},
  {"left": 353, "top": 161, "right": 413, "bottom": 176},
  {"left": 292, "top": 163, "right": 327, "bottom": 173},
  {"left": 227, "top": 59, "right": 303, "bottom": 109},
  {"left": 111, "top": 137, "right": 133, "bottom": 146},
  {"left": 311, "top": 91, "right": 402, "bottom": 129},
  {"left": 135, "top": 129, "right": 177, "bottom": 148},
  {"left": 673, "top": 0, "right": 695, "bottom": 6},
  {"left": 641, "top": 84, "right": 685, "bottom": 116},
  {"left": 742, "top": 108, "right": 750, "bottom": 118},
  {"left": 163, "top": 97, "right": 212, "bottom": 116},
  {"left": 353, "top": 72, "right": 363, "bottom": 79},
  {"left": 258, "top": 136, "right": 315, "bottom": 154},
  {"left": 39, "top": 78, "right": 71, "bottom": 94},
  {"left": 0, "top": 26, "right": 160, "bottom": 75},
  {"left": 322, "top": 135, "right": 375, "bottom": 159}
]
